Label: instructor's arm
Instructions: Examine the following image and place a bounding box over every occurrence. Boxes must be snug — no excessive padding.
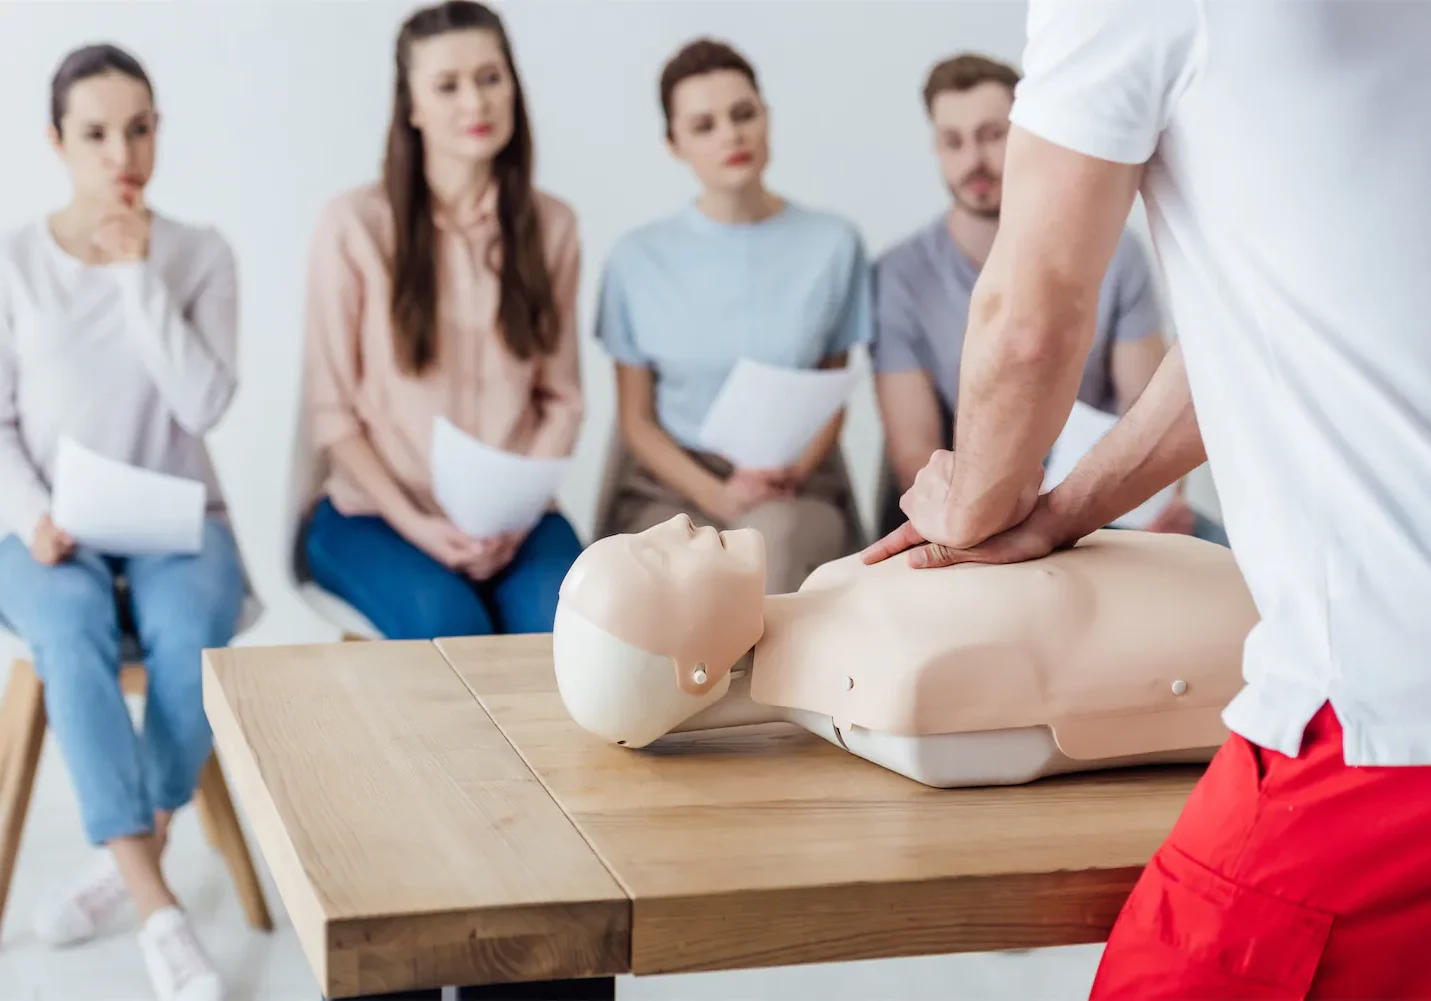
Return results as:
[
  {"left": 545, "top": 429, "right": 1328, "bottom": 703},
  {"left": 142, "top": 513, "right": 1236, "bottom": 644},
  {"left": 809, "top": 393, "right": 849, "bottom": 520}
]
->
[{"left": 867, "top": 128, "right": 1143, "bottom": 561}]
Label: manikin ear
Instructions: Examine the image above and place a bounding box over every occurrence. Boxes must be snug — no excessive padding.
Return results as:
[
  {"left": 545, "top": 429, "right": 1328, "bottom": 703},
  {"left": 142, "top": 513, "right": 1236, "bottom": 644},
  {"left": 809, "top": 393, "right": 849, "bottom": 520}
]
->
[{"left": 46, "top": 123, "right": 63, "bottom": 159}]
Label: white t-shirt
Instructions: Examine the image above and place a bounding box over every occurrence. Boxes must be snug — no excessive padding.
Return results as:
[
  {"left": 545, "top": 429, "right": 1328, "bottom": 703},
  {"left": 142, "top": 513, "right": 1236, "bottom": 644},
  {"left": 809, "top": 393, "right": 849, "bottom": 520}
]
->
[{"left": 1011, "top": 0, "right": 1431, "bottom": 766}]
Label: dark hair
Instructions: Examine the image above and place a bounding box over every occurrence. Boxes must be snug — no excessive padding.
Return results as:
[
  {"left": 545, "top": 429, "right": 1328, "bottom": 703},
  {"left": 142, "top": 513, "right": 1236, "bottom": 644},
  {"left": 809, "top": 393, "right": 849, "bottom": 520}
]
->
[
  {"left": 659, "top": 38, "right": 759, "bottom": 140},
  {"left": 385, "top": 1, "right": 557, "bottom": 375},
  {"left": 50, "top": 44, "right": 154, "bottom": 134},
  {"left": 922, "top": 53, "right": 1021, "bottom": 114}
]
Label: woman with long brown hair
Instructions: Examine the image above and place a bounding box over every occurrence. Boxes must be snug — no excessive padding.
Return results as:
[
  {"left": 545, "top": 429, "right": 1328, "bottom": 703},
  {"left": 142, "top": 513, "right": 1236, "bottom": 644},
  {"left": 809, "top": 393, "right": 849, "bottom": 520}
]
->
[{"left": 301, "top": 0, "right": 583, "bottom": 639}]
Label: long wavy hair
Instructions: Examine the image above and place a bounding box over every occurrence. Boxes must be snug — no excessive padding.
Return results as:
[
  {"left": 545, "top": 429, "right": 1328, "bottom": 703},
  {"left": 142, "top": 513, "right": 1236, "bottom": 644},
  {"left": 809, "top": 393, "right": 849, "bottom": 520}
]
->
[{"left": 384, "top": 1, "right": 557, "bottom": 375}]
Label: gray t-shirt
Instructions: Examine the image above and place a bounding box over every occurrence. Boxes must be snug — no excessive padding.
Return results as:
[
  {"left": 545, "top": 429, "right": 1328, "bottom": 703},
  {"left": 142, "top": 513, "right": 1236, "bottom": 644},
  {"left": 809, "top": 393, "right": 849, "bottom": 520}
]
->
[{"left": 872, "top": 216, "right": 1162, "bottom": 418}]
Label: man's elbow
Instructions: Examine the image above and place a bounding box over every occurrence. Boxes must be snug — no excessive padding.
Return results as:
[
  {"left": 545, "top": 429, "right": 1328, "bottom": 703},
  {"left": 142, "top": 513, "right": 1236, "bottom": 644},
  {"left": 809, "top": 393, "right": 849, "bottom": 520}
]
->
[{"left": 970, "top": 282, "right": 1094, "bottom": 372}]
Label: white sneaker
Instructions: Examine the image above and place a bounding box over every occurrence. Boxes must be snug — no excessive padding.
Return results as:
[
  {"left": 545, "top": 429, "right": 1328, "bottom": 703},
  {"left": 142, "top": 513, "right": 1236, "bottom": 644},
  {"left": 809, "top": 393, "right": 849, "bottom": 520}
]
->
[
  {"left": 33, "top": 853, "right": 131, "bottom": 946},
  {"left": 137, "top": 907, "right": 224, "bottom": 1001}
]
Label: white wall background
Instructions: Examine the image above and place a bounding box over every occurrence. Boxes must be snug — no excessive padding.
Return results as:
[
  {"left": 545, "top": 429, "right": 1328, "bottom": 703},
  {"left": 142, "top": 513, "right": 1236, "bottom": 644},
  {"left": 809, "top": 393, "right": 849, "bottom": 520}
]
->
[{"left": 0, "top": 0, "right": 1212, "bottom": 645}]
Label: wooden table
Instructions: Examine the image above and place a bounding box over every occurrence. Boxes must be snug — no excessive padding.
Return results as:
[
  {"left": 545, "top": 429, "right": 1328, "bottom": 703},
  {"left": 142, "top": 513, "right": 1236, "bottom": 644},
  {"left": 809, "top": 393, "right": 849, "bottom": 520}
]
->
[{"left": 204, "top": 635, "right": 1202, "bottom": 999}]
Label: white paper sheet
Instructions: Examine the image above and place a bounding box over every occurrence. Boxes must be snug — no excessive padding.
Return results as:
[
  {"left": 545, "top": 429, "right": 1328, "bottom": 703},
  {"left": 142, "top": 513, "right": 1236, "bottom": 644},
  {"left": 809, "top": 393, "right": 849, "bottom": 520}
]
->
[
  {"left": 431, "top": 417, "right": 570, "bottom": 538},
  {"left": 50, "top": 437, "right": 206, "bottom": 555},
  {"left": 697, "top": 359, "right": 861, "bottom": 469},
  {"left": 1043, "top": 400, "right": 1176, "bottom": 530}
]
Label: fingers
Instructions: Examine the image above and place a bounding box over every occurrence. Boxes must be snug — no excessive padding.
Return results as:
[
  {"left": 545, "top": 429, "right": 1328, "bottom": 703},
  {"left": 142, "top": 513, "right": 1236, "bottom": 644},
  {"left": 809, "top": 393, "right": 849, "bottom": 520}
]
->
[
  {"left": 861, "top": 521, "right": 925, "bottom": 564},
  {"left": 908, "top": 543, "right": 965, "bottom": 569}
]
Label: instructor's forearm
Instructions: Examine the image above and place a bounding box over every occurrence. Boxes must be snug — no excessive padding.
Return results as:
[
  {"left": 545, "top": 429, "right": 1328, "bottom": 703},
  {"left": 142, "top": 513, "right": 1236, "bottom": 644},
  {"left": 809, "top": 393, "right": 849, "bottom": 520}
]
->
[
  {"left": 945, "top": 285, "right": 1096, "bottom": 545},
  {"left": 1047, "top": 342, "right": 1206, "bottom": 540}
]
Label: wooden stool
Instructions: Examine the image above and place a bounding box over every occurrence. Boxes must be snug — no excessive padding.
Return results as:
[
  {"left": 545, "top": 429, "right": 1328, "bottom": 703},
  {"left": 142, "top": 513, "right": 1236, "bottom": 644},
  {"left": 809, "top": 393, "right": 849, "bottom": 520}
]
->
[{"left": 0, "top": 657, "right": 274, "bottom": 942}]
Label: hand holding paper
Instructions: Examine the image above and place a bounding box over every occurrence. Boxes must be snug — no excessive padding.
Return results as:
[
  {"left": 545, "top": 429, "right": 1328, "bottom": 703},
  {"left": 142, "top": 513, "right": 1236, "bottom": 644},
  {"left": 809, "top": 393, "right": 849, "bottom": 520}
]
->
[
  {"left": 1043, "top": 400, "right": 1176, "bottom": 530},
  {"left": 698, "top": 359, "right": 860, "bottom": 470},
  {"left": 430, "top": 417, "right": 570, "bottom": 539},
  {"left": 50, "top": 437, "right": 206, "bottom": 555}
]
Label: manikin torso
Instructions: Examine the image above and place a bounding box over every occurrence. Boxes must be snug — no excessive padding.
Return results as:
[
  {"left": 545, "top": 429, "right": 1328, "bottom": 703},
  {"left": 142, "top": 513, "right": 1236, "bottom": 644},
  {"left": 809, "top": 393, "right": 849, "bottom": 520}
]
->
[{"left": 553, "top": 519, "right": 1258, "bottom": 788}]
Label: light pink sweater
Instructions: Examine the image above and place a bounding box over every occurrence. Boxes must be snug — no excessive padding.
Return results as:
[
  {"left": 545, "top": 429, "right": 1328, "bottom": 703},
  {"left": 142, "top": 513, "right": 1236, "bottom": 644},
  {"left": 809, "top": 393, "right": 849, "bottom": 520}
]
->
[{"left": 303, "top": 182, "right": 583, "bottom": 518}]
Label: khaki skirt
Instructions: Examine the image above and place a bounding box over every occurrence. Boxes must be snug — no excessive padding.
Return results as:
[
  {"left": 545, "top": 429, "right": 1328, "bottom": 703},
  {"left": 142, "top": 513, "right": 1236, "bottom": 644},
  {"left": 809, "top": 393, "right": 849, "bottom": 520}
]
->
[{"left": 595, "top": 441, "right": 866, "bottom": 595}]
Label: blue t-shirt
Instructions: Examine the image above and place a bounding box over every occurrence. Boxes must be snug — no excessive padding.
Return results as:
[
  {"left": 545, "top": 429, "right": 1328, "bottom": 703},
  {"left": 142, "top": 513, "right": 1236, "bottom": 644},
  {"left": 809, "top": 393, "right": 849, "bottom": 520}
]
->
[{"left": 595, "top": 202, "right": 872, "bottom": 449}]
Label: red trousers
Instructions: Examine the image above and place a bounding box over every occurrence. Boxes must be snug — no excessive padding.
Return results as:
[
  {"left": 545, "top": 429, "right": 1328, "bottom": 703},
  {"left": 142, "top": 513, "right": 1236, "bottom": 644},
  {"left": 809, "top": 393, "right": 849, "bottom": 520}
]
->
[{"left": 1091, "top": 704, "right": 1431, "bottom": 1000}]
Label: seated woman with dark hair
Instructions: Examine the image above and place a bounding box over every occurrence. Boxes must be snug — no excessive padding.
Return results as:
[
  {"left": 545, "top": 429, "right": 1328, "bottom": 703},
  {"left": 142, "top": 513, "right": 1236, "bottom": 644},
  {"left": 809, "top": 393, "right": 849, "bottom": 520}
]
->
[
  {"left": 595, "top": 38, "right": 870, "bottom": 595},
  {"left": 0, "top": 43, "right": 240, "bottom": 1001},
  {"left": 301, "top": 1, "right": 584, "bottom": 641}
]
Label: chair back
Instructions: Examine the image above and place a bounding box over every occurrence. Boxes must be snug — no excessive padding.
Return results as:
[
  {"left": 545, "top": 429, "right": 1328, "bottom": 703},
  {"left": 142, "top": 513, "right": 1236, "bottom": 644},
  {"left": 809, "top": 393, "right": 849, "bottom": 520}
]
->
[
  {"left": 283, "top": 394, "right": 328, "bottom": 588},
  {"left": 589, "top": 420, "right": 629, "bottom": 542}
]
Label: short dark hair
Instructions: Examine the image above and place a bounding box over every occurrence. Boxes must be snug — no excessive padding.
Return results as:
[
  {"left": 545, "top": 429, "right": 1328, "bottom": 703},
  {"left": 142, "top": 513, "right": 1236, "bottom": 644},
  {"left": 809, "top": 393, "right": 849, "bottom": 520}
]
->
[
  {"left": 922, "top": 53, "right": 1020, "bottom": 114},
  {"left": 50, "top": 44, "right": 154, "bottom": 134},
  {"left": 659, "top": 38, "right": 759, "bottom": 139}
]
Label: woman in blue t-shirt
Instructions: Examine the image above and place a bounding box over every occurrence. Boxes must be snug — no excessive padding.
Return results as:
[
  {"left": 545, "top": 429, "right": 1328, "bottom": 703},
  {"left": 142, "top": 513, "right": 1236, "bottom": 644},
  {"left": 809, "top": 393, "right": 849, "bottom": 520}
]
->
[{"left": 594, "top": 38, "right": 871, "bottom": 594}]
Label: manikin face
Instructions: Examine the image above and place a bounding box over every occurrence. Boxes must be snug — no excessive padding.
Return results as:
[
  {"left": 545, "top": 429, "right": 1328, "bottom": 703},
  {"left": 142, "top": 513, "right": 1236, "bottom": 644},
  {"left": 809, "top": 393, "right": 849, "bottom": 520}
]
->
[
  {"left": 48, "top": 72, "right": 157, "bottom": 208},
  {"left": 666, "top": 70, "right": 770, "bottom": 197},
  {"left": 930, "top": 81, "right": 1012, "bottom": 219},
  {"left": 407, "top": 28, "right": 516, "bottom": 167},
  {"left": 558, "top": 514, "right": 766, "bottom": 694}
]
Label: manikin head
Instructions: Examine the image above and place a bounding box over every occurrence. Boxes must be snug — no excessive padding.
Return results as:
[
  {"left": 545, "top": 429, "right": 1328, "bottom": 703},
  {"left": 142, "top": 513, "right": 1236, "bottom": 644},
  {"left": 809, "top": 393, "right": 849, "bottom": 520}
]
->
[
  {"left": 553, "top": 515, "right": 766, "bottom": 748},
  {"left": 922, "top": 53, "right": 1020, "bottom": 221}
]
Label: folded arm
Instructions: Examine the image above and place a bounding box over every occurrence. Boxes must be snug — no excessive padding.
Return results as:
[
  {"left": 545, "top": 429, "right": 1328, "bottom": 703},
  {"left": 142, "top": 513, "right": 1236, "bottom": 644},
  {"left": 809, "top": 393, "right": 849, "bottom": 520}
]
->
[
  {"left": 114, "top": 236, "right": 239, "bottom": 436},
  {"left": 614, "top": 363, "right": 727, "bottom": 519},
  {"left": 304, "top": 207, "right": 421, "bottom": 529}
]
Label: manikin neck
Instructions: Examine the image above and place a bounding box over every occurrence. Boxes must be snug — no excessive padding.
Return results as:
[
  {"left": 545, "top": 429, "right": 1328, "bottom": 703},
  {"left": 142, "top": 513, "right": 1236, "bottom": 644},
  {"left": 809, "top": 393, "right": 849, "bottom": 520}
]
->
[
  {"left": 667, "top": 650, "right": 779, "bottom": 733},
  {"left": 668, "top": 588, "right": 851, "bottom": 734}
]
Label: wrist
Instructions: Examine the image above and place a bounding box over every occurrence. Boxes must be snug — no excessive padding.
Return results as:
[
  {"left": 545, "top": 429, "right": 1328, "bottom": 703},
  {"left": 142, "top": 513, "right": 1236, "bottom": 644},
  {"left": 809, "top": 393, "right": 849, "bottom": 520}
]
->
[
  {"left": 1043, "top": 476, "right": 1117, "bottom": 546},
  {"left": 386, "top": 499, "right": 426, "bottom": 536},
  {"left": 699, "top": 487, "right": 735, "bottom": 523}
]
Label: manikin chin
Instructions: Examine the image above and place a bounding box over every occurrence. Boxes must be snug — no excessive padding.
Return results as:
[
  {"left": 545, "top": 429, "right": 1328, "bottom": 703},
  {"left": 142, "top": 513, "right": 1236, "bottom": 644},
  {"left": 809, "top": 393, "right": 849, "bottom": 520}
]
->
[{"left": 552, "top": 515, "right": 1258, "bottom": 787}]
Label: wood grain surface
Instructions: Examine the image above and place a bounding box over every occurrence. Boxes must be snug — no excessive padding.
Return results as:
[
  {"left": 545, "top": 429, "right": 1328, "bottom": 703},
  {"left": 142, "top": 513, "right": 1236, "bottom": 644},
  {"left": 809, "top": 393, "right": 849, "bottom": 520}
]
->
[
  {"left": 437, "top": 634, "right": 1200, "bottom": 976},
  {"left": 203, "top": 640, "right": 629, "bottom": 998}
]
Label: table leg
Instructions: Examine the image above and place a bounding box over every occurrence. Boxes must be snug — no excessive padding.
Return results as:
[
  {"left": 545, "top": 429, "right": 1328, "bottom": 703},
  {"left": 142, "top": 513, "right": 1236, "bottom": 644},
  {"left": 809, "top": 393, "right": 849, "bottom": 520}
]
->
[{"left": 329, "top": 978, "right": 615, "bottom": 1001}]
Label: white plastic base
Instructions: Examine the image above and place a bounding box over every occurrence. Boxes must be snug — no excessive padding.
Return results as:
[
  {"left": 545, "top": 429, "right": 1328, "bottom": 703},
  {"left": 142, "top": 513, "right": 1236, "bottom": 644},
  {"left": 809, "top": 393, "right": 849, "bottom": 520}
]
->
[{"left": 786, "top": 709, "right": 1214, "bottom": 787}]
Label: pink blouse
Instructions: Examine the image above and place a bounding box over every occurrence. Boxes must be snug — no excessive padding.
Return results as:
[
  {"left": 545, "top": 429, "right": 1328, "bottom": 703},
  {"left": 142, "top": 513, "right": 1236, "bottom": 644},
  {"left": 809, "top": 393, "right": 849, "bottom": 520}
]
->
[{"left": 304, "top": 182, "right": 582, "bottom": 518}]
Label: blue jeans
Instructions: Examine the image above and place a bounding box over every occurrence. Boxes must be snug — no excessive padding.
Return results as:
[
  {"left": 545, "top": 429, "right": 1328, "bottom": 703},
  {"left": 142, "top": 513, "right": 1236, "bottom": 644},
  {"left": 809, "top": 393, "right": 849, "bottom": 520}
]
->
[
  {"left": 0, "top": 520, "right": 245, "bottom": 846},
  {"left": 303, "top": 498, "right": 583, "bottom": 639}
]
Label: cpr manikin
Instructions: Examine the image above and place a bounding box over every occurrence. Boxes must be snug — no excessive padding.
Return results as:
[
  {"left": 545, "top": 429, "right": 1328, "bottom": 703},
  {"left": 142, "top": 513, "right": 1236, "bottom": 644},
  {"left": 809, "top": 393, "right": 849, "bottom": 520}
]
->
[{"left": 552, "top": 515, "right": 1258, "bottom": 787}]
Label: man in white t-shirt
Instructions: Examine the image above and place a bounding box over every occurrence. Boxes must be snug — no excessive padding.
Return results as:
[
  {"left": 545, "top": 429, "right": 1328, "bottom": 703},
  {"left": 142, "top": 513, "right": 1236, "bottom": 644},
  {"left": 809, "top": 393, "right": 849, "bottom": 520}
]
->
[{"left": 865, "top": 2, "right": 1431, "bottom": 996}]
